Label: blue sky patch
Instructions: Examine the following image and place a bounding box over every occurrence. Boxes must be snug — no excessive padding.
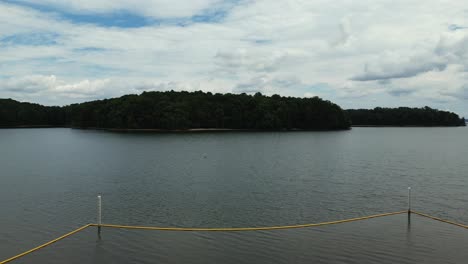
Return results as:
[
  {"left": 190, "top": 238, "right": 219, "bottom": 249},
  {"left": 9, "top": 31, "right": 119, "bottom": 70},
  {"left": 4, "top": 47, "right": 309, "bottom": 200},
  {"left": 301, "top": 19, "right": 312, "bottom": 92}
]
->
[
  {"left": 254, "top": 39, "right": 273, "bottom": 45},
  {"left": 4, "top": 0, "right": 153, "bottom": 28},
  {"left": 30, "top": 56, "right": 63, "bottom": 63},
  {"left": 79, "top": 64, "right": 125, "bottom": 77},
  {"left": 192, "top": 0, "right": 245, "bottom": 24},
  {"left": 73, "top": 47, "right": 108, "bottom": 53},
  {"left": 0, "top": 32, "right": 59, "bottom": 46},
  {"left": 192, "top": 8, "right": 230, "bottom": 23},
  {"left": 448, "top": 24, "right": 467, "bottom": 31},
  {"left": 5, "top": 0, "right": 243, "bottom": 28},
  {"left": 64, "top": 11, "right": 152, "bottom": 28},
  {"left": 240, "top": 38, "right": 273, "bottom": 45}
]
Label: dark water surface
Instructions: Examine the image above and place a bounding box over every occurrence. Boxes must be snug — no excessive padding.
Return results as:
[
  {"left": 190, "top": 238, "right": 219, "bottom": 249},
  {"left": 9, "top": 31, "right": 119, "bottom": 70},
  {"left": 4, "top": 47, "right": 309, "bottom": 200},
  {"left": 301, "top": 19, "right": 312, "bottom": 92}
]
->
[{"left": 1, "top": 128, "right": 467, "bottom": 263}]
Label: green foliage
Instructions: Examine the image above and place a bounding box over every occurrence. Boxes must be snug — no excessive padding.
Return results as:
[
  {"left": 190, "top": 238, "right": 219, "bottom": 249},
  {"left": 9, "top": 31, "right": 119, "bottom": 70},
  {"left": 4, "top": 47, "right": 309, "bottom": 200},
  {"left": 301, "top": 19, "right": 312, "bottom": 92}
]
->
[
  {"left": 2, "top": 95, "right": 465, "bottom": 129},
  {"left": 65, "top": 91, "right": 351, "bottom": 130},
  {"left": 347, "top": 107, "right": 466, "bottom": 127},
  {"left": 0, "top": 99, "right": 65, "bottom": 127}
]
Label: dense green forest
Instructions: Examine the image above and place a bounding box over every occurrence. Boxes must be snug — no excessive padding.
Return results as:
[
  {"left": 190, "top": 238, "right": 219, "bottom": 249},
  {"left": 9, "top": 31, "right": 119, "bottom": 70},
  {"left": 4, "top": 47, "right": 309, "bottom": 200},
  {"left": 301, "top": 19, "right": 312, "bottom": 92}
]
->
[
  {"left": 347, "top": 107, "right": 466, "bottom": 126},
  {"left": 2, "top": 92, "right": 465, "bottom": 129},
  {"left": 0, "top": 99, "right": 65, "bottom": 127},
  {"left": 0, "top": 91, "right": 351, "bottom": 130}
]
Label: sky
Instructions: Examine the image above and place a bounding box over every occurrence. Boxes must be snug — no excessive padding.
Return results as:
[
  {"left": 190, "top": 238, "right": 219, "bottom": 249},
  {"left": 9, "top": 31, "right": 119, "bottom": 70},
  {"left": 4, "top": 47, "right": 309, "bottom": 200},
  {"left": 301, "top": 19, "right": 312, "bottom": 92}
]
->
[{"left": 0, "top": 0, "right": 467, "bottom": 117}]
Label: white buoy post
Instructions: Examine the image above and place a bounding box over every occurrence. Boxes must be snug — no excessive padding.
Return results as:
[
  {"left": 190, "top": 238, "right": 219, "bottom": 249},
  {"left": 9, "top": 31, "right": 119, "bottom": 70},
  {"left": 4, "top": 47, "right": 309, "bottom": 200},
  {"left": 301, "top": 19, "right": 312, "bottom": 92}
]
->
[
  {"left": 97, "top": 195, "right": 102, "bottom": 234},
  {"left": 407, "top": 187, "right": 411, "bottom": 214}
]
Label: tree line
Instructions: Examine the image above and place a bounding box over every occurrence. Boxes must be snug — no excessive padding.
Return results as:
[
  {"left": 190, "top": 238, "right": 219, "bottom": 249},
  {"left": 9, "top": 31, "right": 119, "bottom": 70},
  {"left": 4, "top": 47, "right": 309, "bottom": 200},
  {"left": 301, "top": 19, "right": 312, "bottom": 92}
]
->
[
  {"left": 0, "top": 99, "right": 66, "bottom": 127},
  {"left": 0, "top": 91, "right": 351, "bottom": 130},
  {"left": 1, "top": 92, "right": 465, "bottom": 129},
  {"left": 347, "top": 107, "right": 466, "bottom": 126}
]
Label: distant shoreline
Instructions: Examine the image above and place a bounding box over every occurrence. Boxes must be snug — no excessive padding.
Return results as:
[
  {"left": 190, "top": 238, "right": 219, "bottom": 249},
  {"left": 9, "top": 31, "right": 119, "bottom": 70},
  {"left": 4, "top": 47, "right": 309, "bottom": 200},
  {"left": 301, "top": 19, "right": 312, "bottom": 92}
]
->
[
  {"left": 351, "top": 125, "right": 466, "bottom": 127},
  {"left": 0, "top": 125, "right": 66, "bottom": 129},
  {"left": 0, "top": 126, "right": 350, "bottom": 132},
  {"left": 1, "top": 125, "right": 465, "bottom": 131},
  {"left": 78, "top": 127, "right": 351, "bottom": 133}
]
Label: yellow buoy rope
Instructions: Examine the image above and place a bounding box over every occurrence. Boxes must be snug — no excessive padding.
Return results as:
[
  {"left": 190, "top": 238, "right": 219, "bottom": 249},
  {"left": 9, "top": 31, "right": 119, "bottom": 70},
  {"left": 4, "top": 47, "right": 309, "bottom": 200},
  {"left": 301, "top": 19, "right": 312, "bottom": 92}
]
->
[
  {"left": 2, "top": 210, "right": 467, "bottom": 264},
  {"left": 0, "top": 224, "right": 91, "bottom": 264},
  {"left": 411, "top": 211, "right": 468, "bottom": 229},
  {"left": 90, "top": 211, "right": 407, "bottom": 231}
]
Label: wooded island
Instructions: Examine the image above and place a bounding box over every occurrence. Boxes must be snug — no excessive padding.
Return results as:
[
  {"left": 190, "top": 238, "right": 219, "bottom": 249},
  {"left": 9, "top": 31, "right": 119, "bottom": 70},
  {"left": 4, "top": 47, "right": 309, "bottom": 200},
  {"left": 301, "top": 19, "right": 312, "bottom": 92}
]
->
[
  {"left": 0, "top": 91, "right": 351, "bottom": 130},
  {"left": 347, "top": 107, "right": 466, "bottom": 127},
  {"left": 0, "top": 91, "right": 465, "bottom": 130}
]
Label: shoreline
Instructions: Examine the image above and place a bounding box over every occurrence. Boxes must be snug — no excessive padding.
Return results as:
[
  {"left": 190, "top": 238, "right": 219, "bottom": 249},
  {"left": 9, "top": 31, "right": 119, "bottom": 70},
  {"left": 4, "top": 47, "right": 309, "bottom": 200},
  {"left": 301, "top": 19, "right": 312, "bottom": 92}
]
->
[
  {"left": 0, "top": 126, "right": 350, "bottom": 132},
  {"left": 0, "top": 125, "right": 66, "bottom": 129},
  {"left": 1, "top": 125, "right": 465, "bottom": 131},
  {"left": 352, "top": 125, "right": 466, "bottom": 127},
  {"left": 78, "top": 127, "right": 352, "bottom": 133}
]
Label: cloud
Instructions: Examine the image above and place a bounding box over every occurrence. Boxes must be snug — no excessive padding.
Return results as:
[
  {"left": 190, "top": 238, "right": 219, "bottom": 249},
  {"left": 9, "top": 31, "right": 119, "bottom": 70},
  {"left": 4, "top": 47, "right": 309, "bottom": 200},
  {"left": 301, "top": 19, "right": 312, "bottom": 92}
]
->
[
  {"left": 0, "top": 75, "right": 115, "bottom": 102},
  {"left": 214, "top": 48, "right": 311, "bottom": 78},
  {"left": 214, "top": 49, "right": 287, "bottom": 74},
  {"left": 448, "top": 24, "right": 468, "bottom": 31},
  {"left": 1, "top": 0, "right": 468, "bottom": 116},
  {"left": 0, "top": 74, "right": 229, "bottom": 104},
  {"left": 52, "top": 79, "right": 112, "bottom": 98},
  {"left": 364, "top": 64, "right": 468, "bottom": 106},
  {"left": 134, "top": 81, "right": 200, "bottom": 92},
  {"left": 434, "top": 34, "right": 468, "bottom": 68},
  {"left": 441, "top": 85, "right": 468, "bottom": 100},
  {"left": 351, "top": 31, "right": 468, "bottom": 82},
  {"left": 387, "top": 88, "right": 416, "bottom": 97},
  {"left": 332, "top": 16, "right": 353, "bottom": 47},
  {"left": 232, "top": 75, "right": 333, "bottom": 99},
  {"left": 232, "top": 75, "right": 269, "bottom": 93},
  {"left": 350, "top": 55, "right": 448, "bottom": 81},
  {"left": 232, "top": 76, "right": 311, "bottom": 95},
  {"left": 2, "top": 75, "right": 58, "bottom": 93}
]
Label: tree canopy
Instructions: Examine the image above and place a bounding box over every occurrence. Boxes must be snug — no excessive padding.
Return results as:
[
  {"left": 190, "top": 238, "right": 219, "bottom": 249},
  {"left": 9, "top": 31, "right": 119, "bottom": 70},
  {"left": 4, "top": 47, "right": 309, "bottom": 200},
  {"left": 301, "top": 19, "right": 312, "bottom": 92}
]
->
[
  {"left": 2, "top": 93, "right": 465, "bottom": 129},
  {"left": 66, "top": 91, "right": 351, "bottom": 130},
  {"left": 347, "top": 107, "right": 465, "bottom": 127},
  {"left": 0, "top": 99, "right": 65, "bottom": 127},
  {"left": 1, "top": 91, "right": 351, "bottom": 130}
]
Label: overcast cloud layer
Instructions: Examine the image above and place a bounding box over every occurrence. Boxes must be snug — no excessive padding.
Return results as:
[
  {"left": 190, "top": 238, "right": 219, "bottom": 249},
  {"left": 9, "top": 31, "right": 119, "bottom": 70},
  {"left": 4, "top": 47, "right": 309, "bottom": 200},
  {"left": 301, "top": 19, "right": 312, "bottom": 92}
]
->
[{"left": 1, "top": 0, "right": 468, "bottom": 117}]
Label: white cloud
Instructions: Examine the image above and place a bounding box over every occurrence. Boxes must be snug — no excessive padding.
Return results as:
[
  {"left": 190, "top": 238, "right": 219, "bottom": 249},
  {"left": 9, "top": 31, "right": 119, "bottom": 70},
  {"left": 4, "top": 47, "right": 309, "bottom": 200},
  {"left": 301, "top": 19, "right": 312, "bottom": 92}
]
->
[
  {"left": 331, "top": 16, "right": 353, "bottom": 47},
  {"left": 232, "top": 75, "right": 270, "bottom": 93},
  {"left": 1, "top": 0, "right": 468, "bottom": 116},
  {"left": 2, "top": 75, "right": 58, "bottom": 93},
  {"left": 133, "top": 80, "right": 201, "bottom": 92},
  {"left": 52, "top": 79, "right": 111, "bottom": 97},
  {"left": 350, "top": 54, "right": 448, "bottom": 81},
  {"left": 444, "top": 85, "right": 468, "bottom": 100},
  {"left": 214, "top": 49, "right": 300, "bottom": 75},
  {"left": 0, "top": 75, "right": 116, "bottom": 103},
  {"left": 351, "top": 30, "right": 468, "bottom": 82}
]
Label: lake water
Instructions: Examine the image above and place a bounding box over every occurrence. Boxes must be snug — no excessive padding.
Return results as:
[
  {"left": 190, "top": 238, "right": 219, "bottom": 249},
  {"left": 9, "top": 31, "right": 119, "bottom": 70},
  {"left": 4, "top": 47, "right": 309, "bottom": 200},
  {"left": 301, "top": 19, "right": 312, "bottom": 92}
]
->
[{"left": 1, "top": 127, "right": 468, "bottom": 263}]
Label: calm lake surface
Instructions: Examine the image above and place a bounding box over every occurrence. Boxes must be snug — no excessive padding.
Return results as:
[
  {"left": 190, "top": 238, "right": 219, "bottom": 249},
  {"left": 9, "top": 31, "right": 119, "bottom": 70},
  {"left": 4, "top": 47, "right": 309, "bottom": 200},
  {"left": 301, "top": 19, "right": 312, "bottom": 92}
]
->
[{"left": 1, "top": 127, "right": 468, "bottom": 263}]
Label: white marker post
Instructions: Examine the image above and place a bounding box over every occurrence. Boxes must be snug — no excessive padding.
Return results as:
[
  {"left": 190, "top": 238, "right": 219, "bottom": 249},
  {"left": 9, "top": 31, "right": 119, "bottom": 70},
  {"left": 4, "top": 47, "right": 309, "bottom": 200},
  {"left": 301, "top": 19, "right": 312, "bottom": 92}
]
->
[
  {"left": 407, "top": 187, "right": 411, "bottom": 214},
  {"left": 97, "top": 195, "right": 102, "bottom": 234}
]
